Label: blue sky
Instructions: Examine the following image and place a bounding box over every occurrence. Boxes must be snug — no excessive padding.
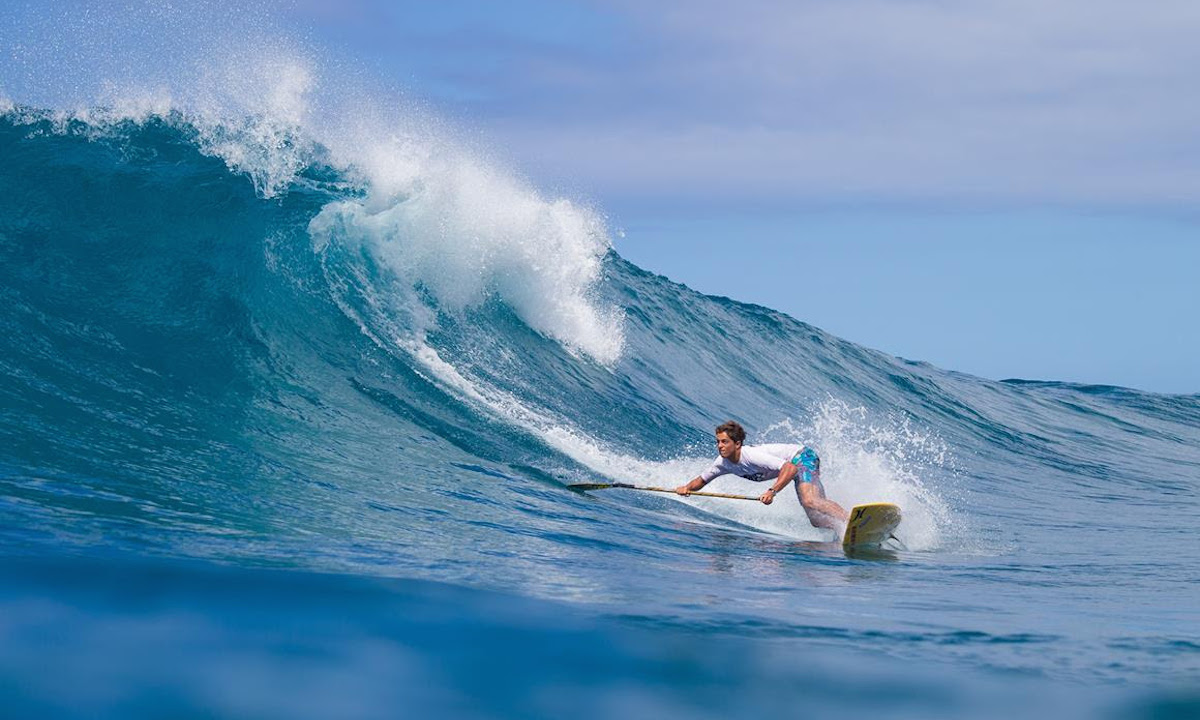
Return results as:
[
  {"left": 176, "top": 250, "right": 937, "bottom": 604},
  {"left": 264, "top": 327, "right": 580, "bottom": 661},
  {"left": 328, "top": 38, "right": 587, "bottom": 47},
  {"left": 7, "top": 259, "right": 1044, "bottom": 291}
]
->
[
  {"left": 293, "top": 0, "right": 1199, "bottom": 393},
  {"left": 4, "top": 1, "right": 1198, "bottom": 393}
]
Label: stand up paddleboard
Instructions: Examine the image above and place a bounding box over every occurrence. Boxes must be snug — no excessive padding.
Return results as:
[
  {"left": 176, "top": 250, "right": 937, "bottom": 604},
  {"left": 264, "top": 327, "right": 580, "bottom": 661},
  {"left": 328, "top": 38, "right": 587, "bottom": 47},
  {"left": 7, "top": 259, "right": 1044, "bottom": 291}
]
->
[{"left": 843, "top": 503, "right": 901, "bottom": 548}]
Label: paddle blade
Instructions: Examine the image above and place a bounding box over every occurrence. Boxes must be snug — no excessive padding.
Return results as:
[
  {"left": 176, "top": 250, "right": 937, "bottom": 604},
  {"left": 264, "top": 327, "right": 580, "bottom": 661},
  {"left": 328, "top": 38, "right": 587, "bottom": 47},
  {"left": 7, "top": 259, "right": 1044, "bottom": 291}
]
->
[{"left": 566, "top": 482, "right": 632, "bottom": 492}]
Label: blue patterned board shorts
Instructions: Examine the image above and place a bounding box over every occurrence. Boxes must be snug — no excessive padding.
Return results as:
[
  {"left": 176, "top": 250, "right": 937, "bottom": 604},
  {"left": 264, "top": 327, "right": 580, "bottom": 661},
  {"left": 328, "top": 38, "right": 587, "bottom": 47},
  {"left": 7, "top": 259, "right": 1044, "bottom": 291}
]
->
[{"left": 790, "top": 447, "right": 820, "bottom": 483}]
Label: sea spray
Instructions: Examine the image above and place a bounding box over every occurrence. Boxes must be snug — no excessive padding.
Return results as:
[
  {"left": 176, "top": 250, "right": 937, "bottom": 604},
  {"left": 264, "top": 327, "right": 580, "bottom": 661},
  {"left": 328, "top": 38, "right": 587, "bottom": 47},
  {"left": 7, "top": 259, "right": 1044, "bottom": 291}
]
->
[{"left": 308, "top": 159, "right": 624, "bottom": 364}]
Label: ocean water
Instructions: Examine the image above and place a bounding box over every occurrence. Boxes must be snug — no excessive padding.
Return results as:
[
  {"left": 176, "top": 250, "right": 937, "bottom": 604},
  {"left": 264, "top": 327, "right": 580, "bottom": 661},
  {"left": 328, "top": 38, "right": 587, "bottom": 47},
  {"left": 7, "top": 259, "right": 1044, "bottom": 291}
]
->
[{"left": 1, "top": 97, "right": 1198, "bottom": 718}]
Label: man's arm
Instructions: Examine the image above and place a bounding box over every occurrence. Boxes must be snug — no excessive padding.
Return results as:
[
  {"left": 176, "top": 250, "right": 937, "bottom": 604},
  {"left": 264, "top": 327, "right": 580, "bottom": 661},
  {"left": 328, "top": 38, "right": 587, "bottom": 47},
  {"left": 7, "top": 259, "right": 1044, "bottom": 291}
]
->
[
  {"left": 675, "top": 476, "right": 707, "bottom": 495},
  {"left": 759, "top": 462, "right": 798, "bottom": 504}
]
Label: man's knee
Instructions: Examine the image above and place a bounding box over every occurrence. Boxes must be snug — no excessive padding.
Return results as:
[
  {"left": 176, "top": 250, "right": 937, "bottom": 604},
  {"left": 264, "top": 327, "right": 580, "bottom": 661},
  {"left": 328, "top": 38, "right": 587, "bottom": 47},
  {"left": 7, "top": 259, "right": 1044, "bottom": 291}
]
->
[
  {"left": 797, "top": 483, "right": 823, "bottom": 508},
  {"left": 802, "top": 505, "right": 838, "bottom": 531}
]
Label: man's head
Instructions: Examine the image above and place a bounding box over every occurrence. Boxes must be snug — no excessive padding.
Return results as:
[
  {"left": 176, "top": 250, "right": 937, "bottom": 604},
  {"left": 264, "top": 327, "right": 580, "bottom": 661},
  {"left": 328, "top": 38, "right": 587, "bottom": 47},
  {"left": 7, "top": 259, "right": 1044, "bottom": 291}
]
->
[{"left": 715, "top": 420, "right": 745, "bottom": 459}]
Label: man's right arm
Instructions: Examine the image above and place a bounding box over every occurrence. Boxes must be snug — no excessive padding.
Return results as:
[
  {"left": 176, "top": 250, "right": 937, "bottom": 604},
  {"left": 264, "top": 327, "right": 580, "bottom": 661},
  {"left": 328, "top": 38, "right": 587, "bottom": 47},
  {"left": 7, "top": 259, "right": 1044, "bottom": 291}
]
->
[{"left": 675, "top": 476, "right": 707, "bottom": 495}]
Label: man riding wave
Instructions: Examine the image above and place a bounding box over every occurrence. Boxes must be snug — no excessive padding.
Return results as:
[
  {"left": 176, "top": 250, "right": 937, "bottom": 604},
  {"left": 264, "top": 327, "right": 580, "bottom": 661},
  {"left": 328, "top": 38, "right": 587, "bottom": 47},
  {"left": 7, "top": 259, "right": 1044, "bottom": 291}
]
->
[{"left": 675, "top": 420, "right": 849, "bottom": 531}]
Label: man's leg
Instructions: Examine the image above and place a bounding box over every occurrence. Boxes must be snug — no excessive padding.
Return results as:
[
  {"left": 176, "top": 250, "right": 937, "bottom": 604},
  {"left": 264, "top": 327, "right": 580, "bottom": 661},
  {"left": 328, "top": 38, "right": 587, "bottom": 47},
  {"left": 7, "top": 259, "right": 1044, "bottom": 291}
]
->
[
  {"left": 797, "top": 480, "right": 849, "bottom": 531},
  {"left": 789, "top": 447, "right": 849, "bottom": 531}
]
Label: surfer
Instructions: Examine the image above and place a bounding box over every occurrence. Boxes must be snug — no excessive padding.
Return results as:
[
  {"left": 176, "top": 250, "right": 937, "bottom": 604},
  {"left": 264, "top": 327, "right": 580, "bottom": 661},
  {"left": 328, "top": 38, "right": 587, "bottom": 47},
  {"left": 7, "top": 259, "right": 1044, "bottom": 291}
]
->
[{"left": 675, "top": 421, "right": 850, "bottom": 531}]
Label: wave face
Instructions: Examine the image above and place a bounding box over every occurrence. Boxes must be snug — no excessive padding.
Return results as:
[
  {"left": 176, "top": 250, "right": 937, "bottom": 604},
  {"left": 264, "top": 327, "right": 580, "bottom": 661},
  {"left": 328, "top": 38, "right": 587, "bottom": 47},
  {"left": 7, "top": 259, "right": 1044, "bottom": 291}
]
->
[{"left": 1, "top": 108, "right": 1198, "bottom": 719}]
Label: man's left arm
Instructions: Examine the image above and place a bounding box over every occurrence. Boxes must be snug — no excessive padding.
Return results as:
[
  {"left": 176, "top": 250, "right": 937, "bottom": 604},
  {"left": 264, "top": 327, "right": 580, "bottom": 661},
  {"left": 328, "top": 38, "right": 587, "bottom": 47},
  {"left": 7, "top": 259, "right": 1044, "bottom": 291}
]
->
[{"left": 759, "top": 462, "right": 798, "bottom": 505}]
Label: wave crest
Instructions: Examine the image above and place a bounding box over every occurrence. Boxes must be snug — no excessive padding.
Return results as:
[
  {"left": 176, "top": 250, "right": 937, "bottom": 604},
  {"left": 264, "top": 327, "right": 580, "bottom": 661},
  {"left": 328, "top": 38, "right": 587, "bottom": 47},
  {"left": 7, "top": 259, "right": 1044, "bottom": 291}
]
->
[{"left": 309, "top": 158, "right": 625, "bottom": 364}]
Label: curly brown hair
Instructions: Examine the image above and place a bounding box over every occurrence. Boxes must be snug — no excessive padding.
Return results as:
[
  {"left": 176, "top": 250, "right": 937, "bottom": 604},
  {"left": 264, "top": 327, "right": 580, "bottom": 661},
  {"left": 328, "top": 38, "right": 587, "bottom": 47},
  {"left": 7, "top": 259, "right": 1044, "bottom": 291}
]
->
[{"left": 715, "top": 420, "right": 746, "bottom": 444}]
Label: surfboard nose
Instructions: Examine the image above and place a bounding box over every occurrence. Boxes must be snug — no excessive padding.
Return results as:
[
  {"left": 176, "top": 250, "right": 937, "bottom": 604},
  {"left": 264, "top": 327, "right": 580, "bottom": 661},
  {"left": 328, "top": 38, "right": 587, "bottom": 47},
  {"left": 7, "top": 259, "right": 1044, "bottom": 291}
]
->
[{"left": 843, "top": 503, "right": 902, "bottom": 548}]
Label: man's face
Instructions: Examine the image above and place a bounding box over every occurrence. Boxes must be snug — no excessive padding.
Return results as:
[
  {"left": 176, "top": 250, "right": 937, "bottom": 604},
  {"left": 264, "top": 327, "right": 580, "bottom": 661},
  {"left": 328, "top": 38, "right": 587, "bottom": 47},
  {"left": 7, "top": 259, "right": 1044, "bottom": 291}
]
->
[{"left": 716, "top": 431, "right": 740, "bottom": 459}]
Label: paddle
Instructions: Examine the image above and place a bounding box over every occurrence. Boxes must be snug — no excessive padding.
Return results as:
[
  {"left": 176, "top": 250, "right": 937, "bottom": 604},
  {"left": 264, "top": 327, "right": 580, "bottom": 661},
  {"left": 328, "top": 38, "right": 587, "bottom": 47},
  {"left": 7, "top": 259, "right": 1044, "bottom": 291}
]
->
[{"left": 567, "top": 482, "right": 760, "bottom": 501}]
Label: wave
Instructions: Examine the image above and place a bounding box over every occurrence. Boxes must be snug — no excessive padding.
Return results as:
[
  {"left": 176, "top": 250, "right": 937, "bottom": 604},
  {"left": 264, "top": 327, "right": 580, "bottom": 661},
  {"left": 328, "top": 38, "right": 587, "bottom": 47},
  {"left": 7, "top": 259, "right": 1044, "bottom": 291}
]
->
[
  {"left": 5, "top": 93, "right": 1200, "bottom": 564},
  {"left": 4, "top": 12, "right": 1200, "bottom": 715},
  {"left": 0, "top": 102, "right": 964, "bottom": 548}
]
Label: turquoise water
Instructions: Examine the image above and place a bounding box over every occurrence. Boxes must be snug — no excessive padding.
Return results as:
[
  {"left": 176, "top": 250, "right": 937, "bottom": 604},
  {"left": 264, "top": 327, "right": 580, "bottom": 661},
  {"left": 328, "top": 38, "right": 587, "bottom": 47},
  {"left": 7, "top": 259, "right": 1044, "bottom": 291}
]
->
[{"left": 1, "top": 111, "right": 1197, "bottom": 719}]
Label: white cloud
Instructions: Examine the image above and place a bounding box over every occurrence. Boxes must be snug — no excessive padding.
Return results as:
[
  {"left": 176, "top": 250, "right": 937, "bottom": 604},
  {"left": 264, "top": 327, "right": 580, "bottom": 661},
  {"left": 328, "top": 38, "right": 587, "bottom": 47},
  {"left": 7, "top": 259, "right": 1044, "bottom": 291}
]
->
[
  {"left": 491, "top": 0, "right": 1200, "bottom": 207},
  {"left": 9, "top": 0, "right": 1198, "bottom": 207}
]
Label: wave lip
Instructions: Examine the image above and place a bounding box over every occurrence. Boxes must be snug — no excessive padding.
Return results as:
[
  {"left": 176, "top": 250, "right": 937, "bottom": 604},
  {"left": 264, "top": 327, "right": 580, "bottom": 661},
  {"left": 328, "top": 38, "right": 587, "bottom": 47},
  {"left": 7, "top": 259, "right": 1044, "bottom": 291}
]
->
[{"left": 309, "top": 166, "right": 624, "bottom": 364}]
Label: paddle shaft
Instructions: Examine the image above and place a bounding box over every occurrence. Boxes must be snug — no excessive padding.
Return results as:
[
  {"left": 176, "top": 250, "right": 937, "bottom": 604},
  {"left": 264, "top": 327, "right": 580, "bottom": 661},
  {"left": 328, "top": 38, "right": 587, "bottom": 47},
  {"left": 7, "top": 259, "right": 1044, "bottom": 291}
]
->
[{"left": 570, "top": 482, "right": 760, "bottom": 501}]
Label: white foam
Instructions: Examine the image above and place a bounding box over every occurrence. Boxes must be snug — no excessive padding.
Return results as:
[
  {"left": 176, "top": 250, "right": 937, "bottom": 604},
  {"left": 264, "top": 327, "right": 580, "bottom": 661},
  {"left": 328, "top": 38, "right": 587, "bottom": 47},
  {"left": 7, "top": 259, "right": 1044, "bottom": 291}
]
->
[
  {"left": 759, "top": 399, "right": 958, "bottom": 550},
  {"left": 37, "top": 44, "right": 318, "bottom": 200},
  {"left": 183, "top": 48, "right": 319, "bottom": 198},
  {"left": 403, "top": 343, "right": 653, "bottom": 479},
  {"left": 93, "top": 83, "right": 174, "bottom": 124},
  {"left": 308, "top": 111, "right": 625, "bottom": 364}
]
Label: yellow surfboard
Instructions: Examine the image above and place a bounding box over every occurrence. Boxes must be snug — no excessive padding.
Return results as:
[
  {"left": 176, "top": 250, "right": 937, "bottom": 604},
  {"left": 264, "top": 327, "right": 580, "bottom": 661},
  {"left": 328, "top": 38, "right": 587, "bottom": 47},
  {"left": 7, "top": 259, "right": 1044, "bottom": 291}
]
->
[{"left": 842, "top": 503, "right": 902, "bottom": 548}]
